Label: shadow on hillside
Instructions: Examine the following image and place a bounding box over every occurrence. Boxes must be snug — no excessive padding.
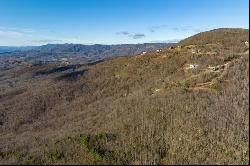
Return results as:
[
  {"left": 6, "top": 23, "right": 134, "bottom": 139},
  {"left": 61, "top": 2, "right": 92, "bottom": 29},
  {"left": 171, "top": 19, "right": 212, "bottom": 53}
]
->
[
  {"left": 55, "top": 69, "right": 88, "bottom": 81},
  {"left": 34, "top": 59, "right": 105, "bottom": 76},
  {"left": 34, "top": 64, "right": 83, "bottom": 76},
  {"left": 86, "top": 59, "right": 105, "bottom": 66},
  {"left": 0, "top": 88, "right": 27, "bottom": 103}
]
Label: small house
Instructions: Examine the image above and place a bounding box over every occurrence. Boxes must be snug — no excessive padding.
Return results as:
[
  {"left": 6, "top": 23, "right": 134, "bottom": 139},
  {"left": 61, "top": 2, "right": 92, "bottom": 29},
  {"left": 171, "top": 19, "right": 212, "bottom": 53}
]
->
[
  {"left": 244, "top": 41, "right": 249, "bottom": 47},
  {"left": 189, "top": 64, "right": 198, "bottom": 69}
]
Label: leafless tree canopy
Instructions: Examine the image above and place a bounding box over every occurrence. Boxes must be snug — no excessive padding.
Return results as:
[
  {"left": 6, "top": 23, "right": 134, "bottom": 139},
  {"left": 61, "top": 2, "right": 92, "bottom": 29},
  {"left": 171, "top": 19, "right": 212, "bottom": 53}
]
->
[{"left": 0, "top": 28, "right": 249, "bottom": 165}]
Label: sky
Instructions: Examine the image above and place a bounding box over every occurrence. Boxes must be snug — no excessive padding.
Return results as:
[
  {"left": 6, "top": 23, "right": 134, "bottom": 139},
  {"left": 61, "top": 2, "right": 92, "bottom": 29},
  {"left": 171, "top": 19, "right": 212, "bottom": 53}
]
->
[{"left": 0, "top": 0, "right": 249, "bottom": 46}]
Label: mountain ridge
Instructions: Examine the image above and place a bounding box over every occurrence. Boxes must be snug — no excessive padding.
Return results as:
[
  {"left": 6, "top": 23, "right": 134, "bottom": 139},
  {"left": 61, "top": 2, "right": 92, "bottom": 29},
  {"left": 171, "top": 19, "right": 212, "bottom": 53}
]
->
[{"left": 0, "top": 28, "right": 248, "bottom": 165}]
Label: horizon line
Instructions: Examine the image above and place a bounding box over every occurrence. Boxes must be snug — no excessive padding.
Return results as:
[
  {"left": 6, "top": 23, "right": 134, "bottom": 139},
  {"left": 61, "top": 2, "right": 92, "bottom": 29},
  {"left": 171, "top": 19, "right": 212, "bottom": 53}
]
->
[{"left": 0, "top": 41, "right": 180, "bottom": 47}]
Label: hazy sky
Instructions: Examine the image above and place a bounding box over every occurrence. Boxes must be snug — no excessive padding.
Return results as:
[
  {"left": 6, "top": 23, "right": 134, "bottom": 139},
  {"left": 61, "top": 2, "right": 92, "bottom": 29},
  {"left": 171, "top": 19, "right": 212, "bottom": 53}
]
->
[{"left": 0, "top": 0, "right": 249, "bottom": 46}]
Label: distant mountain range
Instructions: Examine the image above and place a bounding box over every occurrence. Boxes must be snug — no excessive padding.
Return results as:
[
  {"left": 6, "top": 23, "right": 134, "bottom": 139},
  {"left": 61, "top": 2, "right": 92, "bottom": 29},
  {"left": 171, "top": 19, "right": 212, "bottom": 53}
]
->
[
  {"left": 0, "top": 43, "right": 173, "bottom": 69},
  {"left": 36, "top": 43, "right": 173, "bottom": 58},
  {"left": 0, "top": 43, "right": 173, "bottom": 54},
  {"left": 0, "top": 46, "right": 37, "bottom": 53}
]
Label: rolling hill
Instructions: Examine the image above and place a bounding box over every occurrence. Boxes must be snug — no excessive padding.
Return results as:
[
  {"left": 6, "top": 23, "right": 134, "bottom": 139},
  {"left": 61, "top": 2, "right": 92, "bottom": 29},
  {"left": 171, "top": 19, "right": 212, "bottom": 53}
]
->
[{"left": 0, "top": 28, "right": 249, "bottom": 165}]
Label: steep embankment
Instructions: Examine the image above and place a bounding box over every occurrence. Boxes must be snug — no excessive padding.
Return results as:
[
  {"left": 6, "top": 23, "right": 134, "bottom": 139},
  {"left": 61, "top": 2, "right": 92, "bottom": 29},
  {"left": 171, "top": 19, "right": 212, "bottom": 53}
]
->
[{"left": 0, "top": 28, "right": 249, "bottom": 165}]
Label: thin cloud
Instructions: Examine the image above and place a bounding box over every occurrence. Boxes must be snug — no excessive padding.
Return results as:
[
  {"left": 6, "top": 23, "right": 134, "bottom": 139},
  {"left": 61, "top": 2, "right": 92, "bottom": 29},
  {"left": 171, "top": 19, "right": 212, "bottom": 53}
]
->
[
  {"left": 0, "top": 26, "right": 36, "bottom": 38},
  {"left": 22, "top": 28, "right": 35, "bottom": 33},
  {"left": 129, "top": 33, "right": 146, "bottom": 39},
  {"left": 180, "top": 26, "right": 193, "bottom": 31},
  {"left": 150, "top": 39, "right": 181, "bottom": 43},
  {"left": 29, "top": 39, "right": 64, "bottom": 44},
  {"left": 117, "top": 31, "right": 146, "bottom": 39},
  {"left": 150, "top": 25, "right": 168, "bottom": 32},
  {"left": 116, "top": 31, "right": 130, "bottom": 35},
  {"left": 0, "top": 30, "right": 24, "bottom": 37},
  {"left": 193, "top": 28, "right": 203, "bottom": 33},
  {"left": 171, "top": 26, "right": 196, "bottom": 32},
  {"left": 149, "top": 25, "right": 203, "bottom": 33}
]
